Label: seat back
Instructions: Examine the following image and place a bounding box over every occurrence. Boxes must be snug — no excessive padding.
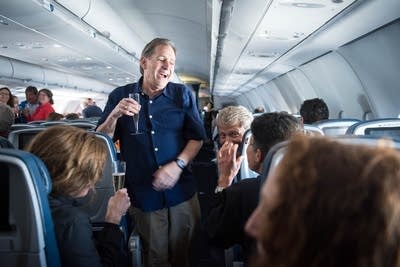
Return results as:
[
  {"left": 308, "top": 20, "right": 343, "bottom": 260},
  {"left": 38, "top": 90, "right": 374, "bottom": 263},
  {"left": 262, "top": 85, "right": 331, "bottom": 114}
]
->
[
  {"left": 42, "top": 121, "right": 97, "bottom": 131},
  {"left": 313, "top": 119, "right": 361, "bottom": 136},
  {"left": 10, "top": 123, "right": 39, "bottom": 131},
  {"left": 79, "top": 132, "right": 118, "bottom": 223},
  {"left": 238, "top": 130, "right": 258, "bottom": 181},
  {"left": 303, "top": 124, "right": 324, "bottom": 136},
  {"left": 260, "top": 135, "right": 400, "bottom": 186},
  {"left": 0, "top": 136, "right": 14, "bottom": 148},
  {"left": 40, "top": 121, "right": 68, "bottom": 127},
  {"left": 332, "top": 135, "right": 400, "bottom": 148},
  {"left": 260, "top": 141, "right": 289, "bottom": 186},
  {"left": 0, "top": 149, "right": 60, "bottom": 267},
  {"left": 8, "top": 127, "right": 46, "bottom": 149},
  {"left": 67, "top": 121, "right": 97, "bottom": 130},
  {"left": 345, "top": 118, "right": 400, "bottom": 138}
]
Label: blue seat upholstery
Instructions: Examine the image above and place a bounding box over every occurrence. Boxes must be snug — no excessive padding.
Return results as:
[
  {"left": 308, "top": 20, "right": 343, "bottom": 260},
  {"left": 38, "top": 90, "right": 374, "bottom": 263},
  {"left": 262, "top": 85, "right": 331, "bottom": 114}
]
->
[
  {"left": 0, "top": 149, "right": 61, "bottom": 267},
  {"left": 345, "top": 118, "right": 400, "bottom": 138},
  {"left": 313, "top": 118, "right": 361, "bottom": 136}
]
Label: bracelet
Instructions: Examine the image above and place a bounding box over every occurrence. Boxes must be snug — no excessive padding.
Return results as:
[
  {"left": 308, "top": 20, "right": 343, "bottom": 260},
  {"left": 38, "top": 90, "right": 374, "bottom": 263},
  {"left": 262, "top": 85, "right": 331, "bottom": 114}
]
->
[{"left": 175, "top": 158, "right": 186, "bottom": 170}]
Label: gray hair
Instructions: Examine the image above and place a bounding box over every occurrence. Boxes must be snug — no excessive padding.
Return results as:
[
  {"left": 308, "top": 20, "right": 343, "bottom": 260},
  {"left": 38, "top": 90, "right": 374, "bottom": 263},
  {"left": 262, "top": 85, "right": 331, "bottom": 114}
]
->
[
  {"left": 0, "top": 104, "right": 14, "bottom": 133},
  {"left": 216, "top": 105, "right": 253, "bottom": 130}
]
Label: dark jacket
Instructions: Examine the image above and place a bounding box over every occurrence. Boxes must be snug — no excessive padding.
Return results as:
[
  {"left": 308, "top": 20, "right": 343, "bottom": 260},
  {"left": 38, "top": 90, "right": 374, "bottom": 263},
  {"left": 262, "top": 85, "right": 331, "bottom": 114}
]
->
[
  {"left": 49, "top": 195, "right": 123, "bottom": 267},
  {"left": 206, "top": 176, "right": 261, "bottom": 261},
  {"left": 82, "top": 105, "right": 103, "bottom": 118}
]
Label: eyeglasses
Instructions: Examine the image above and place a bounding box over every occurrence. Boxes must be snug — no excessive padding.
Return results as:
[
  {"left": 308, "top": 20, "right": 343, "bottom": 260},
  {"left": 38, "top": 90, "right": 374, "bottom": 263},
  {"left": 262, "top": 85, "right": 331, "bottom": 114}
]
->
[{"left": 0, "top": 92, "right": 10, "bottom": 96}]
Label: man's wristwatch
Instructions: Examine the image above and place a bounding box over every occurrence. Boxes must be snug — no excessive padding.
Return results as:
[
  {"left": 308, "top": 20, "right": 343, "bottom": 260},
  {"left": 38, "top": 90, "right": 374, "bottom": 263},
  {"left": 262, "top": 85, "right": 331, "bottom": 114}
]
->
[
  {"left": 175, "top": 158, "right": 186, "bottom": 170},
  {"left": 214, "top": 186, "right": 225, "bottom": 193}
]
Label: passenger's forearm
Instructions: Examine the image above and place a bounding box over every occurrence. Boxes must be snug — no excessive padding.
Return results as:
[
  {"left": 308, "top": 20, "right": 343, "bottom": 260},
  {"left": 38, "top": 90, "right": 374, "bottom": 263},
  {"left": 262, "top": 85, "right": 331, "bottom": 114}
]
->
[
  {"left": 96, "top": 114, "right": 119, "bottom": 138},
  {"left": 177, "top": 139, "right": 203, "bottom": 163}
]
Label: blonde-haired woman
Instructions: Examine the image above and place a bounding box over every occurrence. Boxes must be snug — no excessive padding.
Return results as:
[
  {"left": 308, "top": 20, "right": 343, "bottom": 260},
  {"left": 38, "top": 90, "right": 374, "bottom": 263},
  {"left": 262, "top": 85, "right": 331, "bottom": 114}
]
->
[{"left": 27, "top": 125, "right": 130, "bottom": 267}]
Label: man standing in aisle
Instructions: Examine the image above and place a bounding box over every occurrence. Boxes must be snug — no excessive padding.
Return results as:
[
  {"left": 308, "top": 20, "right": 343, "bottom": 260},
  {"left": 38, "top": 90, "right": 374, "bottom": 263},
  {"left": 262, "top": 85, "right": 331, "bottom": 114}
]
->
[{"left": 97, "top": 38, "right": 206, "bottom": 267}]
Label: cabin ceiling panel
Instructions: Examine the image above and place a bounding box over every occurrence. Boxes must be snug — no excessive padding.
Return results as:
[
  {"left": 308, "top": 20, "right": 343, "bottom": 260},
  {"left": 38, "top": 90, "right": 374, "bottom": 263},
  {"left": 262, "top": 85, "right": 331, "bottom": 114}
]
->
[
  {"left": 213, "top": 0, "right": 358, "bottom": 97},
  {"left": 113, "top": 0, "right": 211, "bottom": 87},
  {"left": 0, "top": 0, "right": 399, "bottom": 100},
  {"left": 0, "top": 0, "right": 141, "bottom": 91}
]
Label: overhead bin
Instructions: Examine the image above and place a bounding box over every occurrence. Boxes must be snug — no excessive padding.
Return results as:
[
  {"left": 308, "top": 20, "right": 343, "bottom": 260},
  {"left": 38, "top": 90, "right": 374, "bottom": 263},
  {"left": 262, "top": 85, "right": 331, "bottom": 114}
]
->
[
  {"left": 55, "top": 0, "right": 145, "bottom": 56},
  {"left": 0, "top": 57, "right": 14, "bottom": 78},
  {"left": 12, "top": 60, "right": 45, "bottom": 83},
  {"left": 0, "top": 56, "right": 45, "bottom": 84},
  {"left": 0, "top": 55, "right": 114, "bottom": 92},
  {"left": 43, "top": 68, "right": 68, "bottom": 87},
  {"left": 53, "top": 0, "right": 90, "bottom": 18}
]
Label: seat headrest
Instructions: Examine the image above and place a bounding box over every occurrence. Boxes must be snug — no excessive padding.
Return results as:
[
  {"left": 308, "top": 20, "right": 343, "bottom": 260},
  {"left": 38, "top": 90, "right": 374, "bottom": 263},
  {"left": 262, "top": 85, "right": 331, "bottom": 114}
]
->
[{"left": 0, "top": 149, "right": 52, "bottom": 194}]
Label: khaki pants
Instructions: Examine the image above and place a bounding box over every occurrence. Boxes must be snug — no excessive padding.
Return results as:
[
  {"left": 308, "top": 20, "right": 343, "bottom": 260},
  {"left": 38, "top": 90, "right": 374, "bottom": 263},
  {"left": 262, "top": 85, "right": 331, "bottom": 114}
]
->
[{"left": 132, "top": 194, "right": 201, "bottom": 267}]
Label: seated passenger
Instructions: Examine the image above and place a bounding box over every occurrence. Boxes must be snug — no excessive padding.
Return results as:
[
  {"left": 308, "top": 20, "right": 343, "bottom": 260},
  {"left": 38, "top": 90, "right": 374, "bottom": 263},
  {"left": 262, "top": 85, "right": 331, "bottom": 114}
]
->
[
  {"left": 82, "top": 97, "right": 103, "bottom": 118},
  {"left": 24, "top": 88, "right": 55, "bottom": 121},
  {"left": 207, "top": 112, "right": 302, "bottom": 261},
  {"left": 299, "top": 97, "right": 329, "bottom": 124},
  {"left": 0, "top": 87, "right": 14, "bottom": 108},
  {"left": 0, "top": 103, "right": 15, "bottom": 138},
  {"left": 47, "top": 112, "right": 65, "bottom": 121},
  {"left": 65, "top": 112, "right": 80, "bottom": 120},
  {"left": 27, "top": 125, "right": 130, "bottom": 267},
  {"left": 246, "top": 135, "right": 400, "bottom": 267},
  {"left": 215, "top": 105, "right": 253, "bottom": 150}
]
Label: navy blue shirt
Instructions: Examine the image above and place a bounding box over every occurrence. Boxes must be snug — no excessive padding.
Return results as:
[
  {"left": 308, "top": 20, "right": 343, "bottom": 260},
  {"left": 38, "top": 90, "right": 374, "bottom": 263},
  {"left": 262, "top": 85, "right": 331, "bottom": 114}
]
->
[{"left": 98, "top": 79, "right": 206, "bottom": 211}]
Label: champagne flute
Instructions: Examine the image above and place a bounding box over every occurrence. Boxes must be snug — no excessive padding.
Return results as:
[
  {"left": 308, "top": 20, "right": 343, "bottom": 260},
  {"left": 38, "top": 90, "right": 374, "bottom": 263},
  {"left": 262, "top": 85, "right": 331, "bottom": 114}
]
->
[
  {"left": 128, "top": 93, "right": 141, "bottom": 134},
  {"left": 112, "top": 161, "right": 126, "bottom": 192}
]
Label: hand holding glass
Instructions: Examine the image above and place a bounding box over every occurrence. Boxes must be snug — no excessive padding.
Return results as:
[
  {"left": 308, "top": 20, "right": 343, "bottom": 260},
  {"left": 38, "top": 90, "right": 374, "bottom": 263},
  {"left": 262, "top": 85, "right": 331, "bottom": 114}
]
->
[
  {"left": 128, "top": 93, "right": 141, "bottom": 134},
  {"left": 112, "top": 161, "right": 126, "bottom": 192}
]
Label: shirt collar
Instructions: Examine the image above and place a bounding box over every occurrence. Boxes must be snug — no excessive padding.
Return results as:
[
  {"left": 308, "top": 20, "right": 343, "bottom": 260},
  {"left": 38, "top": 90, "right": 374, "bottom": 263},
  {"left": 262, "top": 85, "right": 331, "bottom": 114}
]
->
[{"left": 136, "top": 76, "right": 174, "bottom": 101}]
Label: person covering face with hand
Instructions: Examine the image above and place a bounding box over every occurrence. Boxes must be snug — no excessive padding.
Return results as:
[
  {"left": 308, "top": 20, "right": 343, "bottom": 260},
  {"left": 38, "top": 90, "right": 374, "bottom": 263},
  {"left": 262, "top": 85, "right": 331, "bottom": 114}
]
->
[{"left": 207, "top": 112, "right": 302, "bottom": 262}]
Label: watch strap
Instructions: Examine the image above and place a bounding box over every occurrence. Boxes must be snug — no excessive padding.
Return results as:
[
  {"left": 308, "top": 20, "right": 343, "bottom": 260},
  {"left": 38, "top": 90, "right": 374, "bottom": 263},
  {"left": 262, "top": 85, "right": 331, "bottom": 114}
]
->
[{"left": 175, "top": 158, "right": 186, "bottom": 170}]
